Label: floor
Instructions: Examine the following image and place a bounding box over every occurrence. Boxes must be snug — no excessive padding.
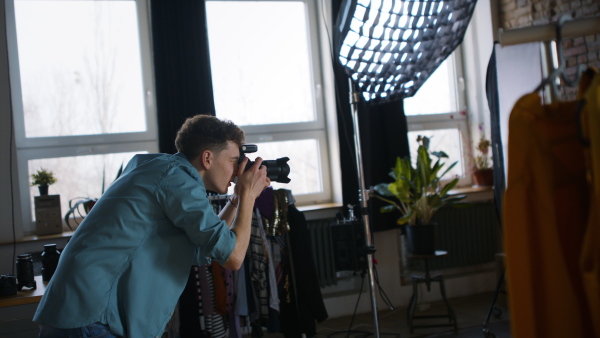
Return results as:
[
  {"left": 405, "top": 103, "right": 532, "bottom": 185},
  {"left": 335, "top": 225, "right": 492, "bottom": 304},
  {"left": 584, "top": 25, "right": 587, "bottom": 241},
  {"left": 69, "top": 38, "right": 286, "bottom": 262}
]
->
[{"left": 313, "top": 291, "right": 511, "bottom": 338}]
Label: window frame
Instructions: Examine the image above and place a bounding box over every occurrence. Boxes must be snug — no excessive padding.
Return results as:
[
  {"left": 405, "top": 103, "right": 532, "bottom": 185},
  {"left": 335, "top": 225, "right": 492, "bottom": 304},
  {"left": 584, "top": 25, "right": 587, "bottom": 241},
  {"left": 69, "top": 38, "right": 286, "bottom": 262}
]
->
[
  {"left": 404, "top": 49, "right": 473, "bottom": 187},
  {"left": 5, "top": 0, "right": 158, "bottom": 236},
  {"left": 206, "top": 0, "right": 334, "bottom": 205}
]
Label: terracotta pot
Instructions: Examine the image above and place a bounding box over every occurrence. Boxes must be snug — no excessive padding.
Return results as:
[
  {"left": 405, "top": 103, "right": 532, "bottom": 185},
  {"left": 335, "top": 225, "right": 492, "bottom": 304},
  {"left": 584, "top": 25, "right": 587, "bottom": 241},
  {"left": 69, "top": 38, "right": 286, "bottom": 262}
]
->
[{"left": 474, "top": 168, "right": 494, "bottom": 187}]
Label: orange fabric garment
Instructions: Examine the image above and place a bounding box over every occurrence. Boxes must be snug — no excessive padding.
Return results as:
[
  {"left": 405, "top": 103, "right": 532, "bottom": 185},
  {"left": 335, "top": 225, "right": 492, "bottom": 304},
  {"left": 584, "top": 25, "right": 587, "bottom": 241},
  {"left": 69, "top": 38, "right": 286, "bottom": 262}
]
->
[
  {"left": 580, "top": 68, "right": 600, "bottom": 337},
  {"left": 503, "top": 70, "right": 597, "bottom": 337}
]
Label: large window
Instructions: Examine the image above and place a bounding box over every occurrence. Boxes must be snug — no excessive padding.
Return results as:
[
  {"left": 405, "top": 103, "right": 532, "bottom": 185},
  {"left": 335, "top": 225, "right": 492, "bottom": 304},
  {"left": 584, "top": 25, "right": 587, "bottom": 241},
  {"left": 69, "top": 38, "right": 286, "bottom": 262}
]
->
[
  {"left": 205, "top": 0, "right": 332, "bottom": 204},
  {"left": 403, "top": 51, "right": 471, "bottom": 186},
  {"left": 6, "top": 0, "right": 157, "bottom": 235}
]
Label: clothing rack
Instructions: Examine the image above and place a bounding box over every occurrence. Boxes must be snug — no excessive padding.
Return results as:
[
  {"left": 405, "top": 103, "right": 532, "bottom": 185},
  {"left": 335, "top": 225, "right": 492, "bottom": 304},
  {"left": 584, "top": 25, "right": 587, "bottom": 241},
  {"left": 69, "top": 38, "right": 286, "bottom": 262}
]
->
[
  {"left": 207, "top": 194, "right": 229, "bottom": 201},
  {"left": 176, "top": 188, "right": 327, "bottom": 338},
  {"left": 498, "top": 17, "right": 600, "bottom": 47},
  {"left": 484, "top": 15, "right": 600, "bottom": 338},
  {"left": 498, "top": 16, "right": 600, "bottom": 103}
]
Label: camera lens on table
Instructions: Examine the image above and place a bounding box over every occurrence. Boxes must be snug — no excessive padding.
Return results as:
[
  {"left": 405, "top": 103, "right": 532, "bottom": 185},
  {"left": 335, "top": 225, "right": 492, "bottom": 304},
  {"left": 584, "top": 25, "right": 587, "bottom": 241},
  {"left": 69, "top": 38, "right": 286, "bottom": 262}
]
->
[
  {"left": 16, "top": 253, "right": 37, "bottom": 290},
  {"left": 0, "top": 275, "right": 17, "bottom": 296},
  {"left": 41, "top": 244, "right": 61, "bottom": 282}
]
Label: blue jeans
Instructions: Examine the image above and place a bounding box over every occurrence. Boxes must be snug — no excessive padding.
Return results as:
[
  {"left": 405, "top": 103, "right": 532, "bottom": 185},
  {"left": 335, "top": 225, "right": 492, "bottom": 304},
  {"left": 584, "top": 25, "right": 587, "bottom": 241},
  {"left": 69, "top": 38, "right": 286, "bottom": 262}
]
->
[{"left": 38, "top": 322, "right": 119, "bottom": 338}]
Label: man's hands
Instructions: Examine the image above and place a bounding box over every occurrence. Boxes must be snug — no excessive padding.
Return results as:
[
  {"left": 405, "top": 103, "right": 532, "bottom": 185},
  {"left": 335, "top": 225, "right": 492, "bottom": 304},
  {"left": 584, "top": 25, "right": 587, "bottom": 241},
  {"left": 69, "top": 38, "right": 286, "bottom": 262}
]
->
[
  {"left": 233, "top": 157, "right": 270, "bottom": 205},
  {"left": 222, "top": 157, "right": 270, "bottom": 270}
]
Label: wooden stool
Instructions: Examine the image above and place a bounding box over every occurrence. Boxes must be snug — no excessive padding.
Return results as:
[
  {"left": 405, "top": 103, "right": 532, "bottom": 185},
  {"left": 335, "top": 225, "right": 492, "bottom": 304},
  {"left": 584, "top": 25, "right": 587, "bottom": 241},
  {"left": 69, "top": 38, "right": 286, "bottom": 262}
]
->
[{"left": 406, "top": 250, "right": 457, "bottom": 333}]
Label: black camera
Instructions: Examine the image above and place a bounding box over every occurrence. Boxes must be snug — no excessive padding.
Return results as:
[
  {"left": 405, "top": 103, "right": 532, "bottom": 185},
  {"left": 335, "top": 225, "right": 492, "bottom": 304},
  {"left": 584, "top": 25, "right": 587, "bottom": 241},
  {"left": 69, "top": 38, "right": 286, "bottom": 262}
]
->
[
  {"left": 0, "top": 274, "right": 17, "bottom": 296},
  {"left": 239, "top": 144, "right": 291, "bottom": 183}
]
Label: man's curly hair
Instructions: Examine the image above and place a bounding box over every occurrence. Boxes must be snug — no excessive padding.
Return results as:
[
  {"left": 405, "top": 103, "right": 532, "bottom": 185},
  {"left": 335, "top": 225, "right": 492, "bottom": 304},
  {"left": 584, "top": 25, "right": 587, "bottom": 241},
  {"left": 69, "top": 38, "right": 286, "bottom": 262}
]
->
[{"left": 175, "top": 115, "right": 245, "bottom": 161}]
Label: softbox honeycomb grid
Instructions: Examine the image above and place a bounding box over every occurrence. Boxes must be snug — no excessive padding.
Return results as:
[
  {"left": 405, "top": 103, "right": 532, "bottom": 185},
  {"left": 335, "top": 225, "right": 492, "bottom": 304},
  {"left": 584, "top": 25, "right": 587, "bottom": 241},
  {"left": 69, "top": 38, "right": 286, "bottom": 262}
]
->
[{"left": 336, "top": 0, "right": 478, "bottom": 105}]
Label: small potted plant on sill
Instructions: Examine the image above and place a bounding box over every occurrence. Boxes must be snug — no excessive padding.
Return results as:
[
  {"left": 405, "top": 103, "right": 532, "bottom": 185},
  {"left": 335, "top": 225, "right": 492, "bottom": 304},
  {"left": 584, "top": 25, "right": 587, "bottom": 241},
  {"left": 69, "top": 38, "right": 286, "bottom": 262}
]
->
[
  {"left": 473, "top": 130, "right": 494, "bottom": 187},
  {"left": 31, "top": 168, "right": 58, "bottom": 196},
  {"left": 371, "top": 136, "right": 468, "bottom": 254}
]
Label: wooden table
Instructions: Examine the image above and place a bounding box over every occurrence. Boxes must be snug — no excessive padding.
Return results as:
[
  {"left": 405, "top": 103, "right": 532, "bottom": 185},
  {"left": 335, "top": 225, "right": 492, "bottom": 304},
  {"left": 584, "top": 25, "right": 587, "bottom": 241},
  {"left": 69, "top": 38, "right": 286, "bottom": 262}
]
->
[{"left": 0, "top": 276, "right": 46, "bottom": 308}]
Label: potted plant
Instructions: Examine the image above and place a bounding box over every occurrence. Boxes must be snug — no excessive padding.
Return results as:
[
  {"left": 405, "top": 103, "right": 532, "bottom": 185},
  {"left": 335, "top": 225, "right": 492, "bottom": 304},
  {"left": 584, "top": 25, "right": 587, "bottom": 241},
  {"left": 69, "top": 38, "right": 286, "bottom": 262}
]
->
[
  {"left": 31, "top": 168, "right": 58, "bottom": 196},
  {"left": 64, "top": 163, "right": 124, "bottom": 230},
  {"left": 473, "top": 132, "right": 493, "bottom": 186},
  {"left": 371, "top": 136, "right": 467, "bottom": 254}
]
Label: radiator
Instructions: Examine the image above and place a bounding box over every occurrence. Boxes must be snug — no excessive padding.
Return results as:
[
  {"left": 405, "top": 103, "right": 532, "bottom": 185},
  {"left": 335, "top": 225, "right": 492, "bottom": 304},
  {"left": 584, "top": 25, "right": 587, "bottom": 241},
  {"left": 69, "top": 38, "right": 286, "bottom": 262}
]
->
[
  {"left": 307, "top": 202, "right": 501, "bottom": 286},
  {"left": 409, "top": 201, "right": 502, "bottom": 272},
  {"left": 307, "top": 219, "right": 338, "bottom": 288}
]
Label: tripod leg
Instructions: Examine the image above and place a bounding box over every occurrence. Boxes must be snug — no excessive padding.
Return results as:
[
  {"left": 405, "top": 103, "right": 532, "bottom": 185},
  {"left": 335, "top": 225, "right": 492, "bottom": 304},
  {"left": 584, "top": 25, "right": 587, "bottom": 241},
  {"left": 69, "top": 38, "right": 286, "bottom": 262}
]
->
[{"left": 482, "top": 268, "right": 505, "bottom": 335}]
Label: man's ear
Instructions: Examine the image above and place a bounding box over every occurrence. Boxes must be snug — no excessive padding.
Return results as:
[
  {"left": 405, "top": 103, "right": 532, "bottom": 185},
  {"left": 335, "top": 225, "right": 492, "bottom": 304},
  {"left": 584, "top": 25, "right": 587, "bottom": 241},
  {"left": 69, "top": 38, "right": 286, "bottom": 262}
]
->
[{"left": 200, "top": 150, "right": 213, "bottom": 169}]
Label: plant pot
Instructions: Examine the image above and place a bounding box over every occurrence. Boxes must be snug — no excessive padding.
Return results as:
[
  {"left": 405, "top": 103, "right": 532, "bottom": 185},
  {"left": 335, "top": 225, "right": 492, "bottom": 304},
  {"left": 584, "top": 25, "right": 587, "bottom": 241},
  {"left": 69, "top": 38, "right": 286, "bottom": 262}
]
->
[
  {"left": 84, "top": 200, "right": 97, "bottom": 213},
  {"left": 473, "top": 168, "right": 494, "bottom": 187},
  {"left": 406, "top": 223, "right": 436, "bottom": 255},
  {"left": 38, "top": 185, "right": 49, "bottom": 196}
]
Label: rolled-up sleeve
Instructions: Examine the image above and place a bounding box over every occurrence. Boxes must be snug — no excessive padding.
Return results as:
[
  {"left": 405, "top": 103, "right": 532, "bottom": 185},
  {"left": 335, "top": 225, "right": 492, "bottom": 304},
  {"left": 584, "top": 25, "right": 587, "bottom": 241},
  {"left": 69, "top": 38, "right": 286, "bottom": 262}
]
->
[{"left": 156, "top": 166, "right": 236, "bottom": 265}]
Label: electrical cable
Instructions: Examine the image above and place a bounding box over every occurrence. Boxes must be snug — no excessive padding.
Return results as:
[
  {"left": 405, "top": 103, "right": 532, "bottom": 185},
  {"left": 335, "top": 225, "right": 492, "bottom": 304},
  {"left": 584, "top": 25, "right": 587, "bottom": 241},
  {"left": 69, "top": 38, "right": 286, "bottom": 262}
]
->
[
  {"left": 327, "top": 272, "right": 371, "bottom": 338},
  {"left": 369, "top": 230, "right": 394, "bottom": 310},
  {"left": 10, "top": 84, "right": 16, "bottom": 276},
  {"left": 326, "top": 267, "right": 400, "bottom": 338}
]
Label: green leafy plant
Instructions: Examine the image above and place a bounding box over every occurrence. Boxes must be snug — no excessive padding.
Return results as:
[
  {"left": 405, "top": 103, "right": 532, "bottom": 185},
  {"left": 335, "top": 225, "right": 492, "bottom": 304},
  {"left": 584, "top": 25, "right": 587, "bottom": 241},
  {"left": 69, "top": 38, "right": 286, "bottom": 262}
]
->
[
  {"left": 30, "top": 168, "right": 57, "bottom": 186},
  {"left": 64, "top": 163, "right": 124, "bottom": 230},
  {"left": 371, "top": 136, "right": 468, "bottom": 226}
]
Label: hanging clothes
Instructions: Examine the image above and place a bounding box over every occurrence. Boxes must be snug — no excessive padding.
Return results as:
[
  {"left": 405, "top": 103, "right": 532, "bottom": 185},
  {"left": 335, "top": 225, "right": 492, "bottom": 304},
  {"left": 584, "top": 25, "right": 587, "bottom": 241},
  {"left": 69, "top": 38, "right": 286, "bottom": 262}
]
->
[
  {"left": 278, "top": 204, "right": 329, "bottom": 338},
  {"left": 255, "top": 188, "right": 328, "bottom": 337},
  {"left": 579, "top": 68, "right": 600, "bottom": 337},
  {"left": 176, "top": 189, "right": 327, "bottom": 337},
  {"left": 247, "top": 208, "right": 270, "bottom": 326},
  {"left": 503, "top": 69, "right": 598, "bottom": 337}
]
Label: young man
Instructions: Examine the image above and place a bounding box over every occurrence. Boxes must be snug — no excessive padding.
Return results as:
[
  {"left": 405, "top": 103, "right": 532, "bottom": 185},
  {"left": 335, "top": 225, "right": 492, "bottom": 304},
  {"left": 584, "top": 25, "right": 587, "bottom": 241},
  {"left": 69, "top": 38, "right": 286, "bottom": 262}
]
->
[{"left": 33, "top": 115, "right": 270, "bottom": 337}]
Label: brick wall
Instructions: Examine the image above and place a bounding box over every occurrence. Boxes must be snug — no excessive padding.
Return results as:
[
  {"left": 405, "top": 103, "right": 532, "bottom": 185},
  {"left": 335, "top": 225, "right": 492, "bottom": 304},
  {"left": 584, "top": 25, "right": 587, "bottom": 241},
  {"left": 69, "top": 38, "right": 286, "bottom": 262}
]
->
[{"left": 499, "top": 0, "right": 600, "bottom": 99}]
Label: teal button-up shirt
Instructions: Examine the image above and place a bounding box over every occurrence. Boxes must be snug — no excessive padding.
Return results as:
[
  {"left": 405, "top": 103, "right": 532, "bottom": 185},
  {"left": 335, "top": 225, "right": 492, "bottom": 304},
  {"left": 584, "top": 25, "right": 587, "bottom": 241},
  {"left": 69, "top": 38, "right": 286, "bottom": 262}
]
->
[{"left": 33, "top": 153, "right": 236, "bottom": 337}]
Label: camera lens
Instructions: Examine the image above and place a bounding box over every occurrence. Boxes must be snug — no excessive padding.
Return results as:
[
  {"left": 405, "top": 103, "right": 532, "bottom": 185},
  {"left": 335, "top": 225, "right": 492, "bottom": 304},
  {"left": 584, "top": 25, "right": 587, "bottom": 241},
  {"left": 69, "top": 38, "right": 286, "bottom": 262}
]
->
[
  {"left": 0, "top": 275, "right": 17, "bottom": 296},
  {"left": 16, "top": 253, "right": 37, "bottom": 290},
  {"left": 245, "top": 157, "right": 291, "bottom": 183},
  {"left": 41, "top": 244, "right": 61, "bottom": 282},
  {"left": 238, "top": 144, "right": 291, "bottom": 184}
]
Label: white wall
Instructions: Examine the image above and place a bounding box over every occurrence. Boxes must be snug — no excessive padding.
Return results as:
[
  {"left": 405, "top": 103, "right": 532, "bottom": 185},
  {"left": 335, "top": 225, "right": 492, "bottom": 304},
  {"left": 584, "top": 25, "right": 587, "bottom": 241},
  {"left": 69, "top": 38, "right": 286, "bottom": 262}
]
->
[
  {"left": 0, "top": 0, "right": 24, "bottom": 275},
  {"left": 462, "top": 0, "right": 496, "bottom": 148},
  {"left": 1, "top": 0, "right": 13, "bottom": 242}
]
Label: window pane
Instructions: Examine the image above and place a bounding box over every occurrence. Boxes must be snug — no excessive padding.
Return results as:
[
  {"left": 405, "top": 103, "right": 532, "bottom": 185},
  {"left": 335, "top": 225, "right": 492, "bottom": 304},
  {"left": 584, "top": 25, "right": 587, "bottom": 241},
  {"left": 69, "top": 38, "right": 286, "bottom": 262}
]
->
[
  {"left": 14, "top": 1, "right": 147, "bottom": 138},
  {"left": 254, "top": 139, "right": 321, "bottom": 194},
  {"left": 407, "top": 129, "right": 464, "bottom": 179},
  {"left": 206, "top": 1, "right": 316, "bottom": 126},
  {"left": 28, "top": 152, "right": 141, "bottom": 221},
  {"left": 228, "top": 139, "right": 322, "bottom": 196},
  {"left": 404, "top": 56, "right": 458, "bottom": 115}
]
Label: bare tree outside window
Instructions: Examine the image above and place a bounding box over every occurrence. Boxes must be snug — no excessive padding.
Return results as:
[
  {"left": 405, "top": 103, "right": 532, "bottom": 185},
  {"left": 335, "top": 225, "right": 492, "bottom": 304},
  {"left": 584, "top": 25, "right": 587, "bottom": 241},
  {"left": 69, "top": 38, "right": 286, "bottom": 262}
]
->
[{"left": 15, "top": 1, "right": 146, "bottom": 138}]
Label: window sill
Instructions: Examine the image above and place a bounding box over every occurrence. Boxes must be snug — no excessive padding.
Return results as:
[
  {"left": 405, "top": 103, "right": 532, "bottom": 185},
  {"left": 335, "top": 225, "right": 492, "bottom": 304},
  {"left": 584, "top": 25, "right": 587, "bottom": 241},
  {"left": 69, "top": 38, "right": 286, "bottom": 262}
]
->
[
  {"left": 5, "top": 189, "right": 491, "bottom": 245},
  {"left": 4, "top": 204, "right": 346, "bottom": 245},
  {"left": 297, "top": 203, "right": 343, "bottom": 221},
  {"left": 7, "top": 230, "right": 76, "bottom": 245},
  {"left": 449, "top": 185, "right": 494, "bottom": 202}
]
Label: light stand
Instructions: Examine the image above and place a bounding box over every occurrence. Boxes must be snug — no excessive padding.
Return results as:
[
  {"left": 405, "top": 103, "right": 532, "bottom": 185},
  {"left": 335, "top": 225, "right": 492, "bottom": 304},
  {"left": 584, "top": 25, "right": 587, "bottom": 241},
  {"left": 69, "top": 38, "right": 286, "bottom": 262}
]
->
[
  {"left": 334, "top": 1, "right": 479, "bottom": 336},
  {"left": 348, "top": 79, "right": 381, "bottom": 338}
]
